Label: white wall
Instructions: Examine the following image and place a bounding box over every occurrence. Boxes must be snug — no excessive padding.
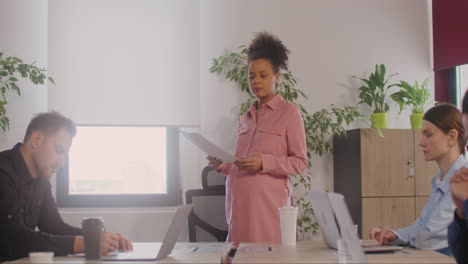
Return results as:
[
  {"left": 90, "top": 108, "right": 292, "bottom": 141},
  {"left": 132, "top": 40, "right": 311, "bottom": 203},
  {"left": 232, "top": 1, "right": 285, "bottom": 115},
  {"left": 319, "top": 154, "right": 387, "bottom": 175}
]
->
[
  {"left": 0, "top": 0, "right": 48, "bottom": 149},
  {"left": 199, "top": 0, "right": 433, "bottom": 192},
  {"left": 1, "top": 0, "right": 433, "bottom": 242}
]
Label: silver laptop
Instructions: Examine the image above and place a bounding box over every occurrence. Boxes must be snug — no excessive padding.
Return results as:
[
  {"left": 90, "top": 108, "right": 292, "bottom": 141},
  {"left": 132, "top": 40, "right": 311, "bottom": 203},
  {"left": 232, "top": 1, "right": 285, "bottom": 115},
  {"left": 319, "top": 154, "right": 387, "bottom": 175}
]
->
[
  {"left": 309, "top": 190, "right": 403, "bottom": 253},
  {"left": 102, "top": 204, "right": 193, "bottom": 261},
  {"left": 327, "top": 192, "right": 367, "bottom": 263}
]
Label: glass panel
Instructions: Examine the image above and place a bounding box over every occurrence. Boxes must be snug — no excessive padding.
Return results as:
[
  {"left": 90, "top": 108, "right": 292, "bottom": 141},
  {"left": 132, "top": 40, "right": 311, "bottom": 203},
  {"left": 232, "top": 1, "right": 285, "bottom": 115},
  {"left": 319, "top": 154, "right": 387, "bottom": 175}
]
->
[{"left": 69, "top": 126, "right": 167, "bottom": 195}]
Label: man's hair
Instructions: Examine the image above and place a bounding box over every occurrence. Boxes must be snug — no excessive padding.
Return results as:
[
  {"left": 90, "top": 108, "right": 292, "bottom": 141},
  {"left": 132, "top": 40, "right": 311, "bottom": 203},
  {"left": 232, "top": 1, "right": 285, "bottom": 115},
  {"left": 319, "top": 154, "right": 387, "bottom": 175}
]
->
[
  {"left": 23, "top": 112, "right": 76, "bottom": 142},
  {"left": 463, "top": 89, "right": 468, "bottom": 114}
]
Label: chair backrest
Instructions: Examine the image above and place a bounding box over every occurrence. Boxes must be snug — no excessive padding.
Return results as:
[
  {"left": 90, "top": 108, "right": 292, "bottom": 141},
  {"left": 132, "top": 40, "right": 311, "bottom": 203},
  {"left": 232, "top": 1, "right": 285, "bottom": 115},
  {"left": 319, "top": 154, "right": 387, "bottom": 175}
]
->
[
  {"left": 202, "top": 165, "right": 226, "bottom": 189},
  {"left": 185, "top": 166, "right": 228, "bottom": 242}
]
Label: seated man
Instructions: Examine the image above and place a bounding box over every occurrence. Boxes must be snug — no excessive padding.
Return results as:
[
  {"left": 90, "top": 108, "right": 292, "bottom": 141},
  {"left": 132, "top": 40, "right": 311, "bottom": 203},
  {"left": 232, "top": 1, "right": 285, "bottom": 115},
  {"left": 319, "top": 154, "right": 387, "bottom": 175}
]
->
[
  {"left": 0, "top": 112, "right": 132, "bottom": 261},
  {"left": 448, "top": 91, "right": 468, "bottom": 264}
]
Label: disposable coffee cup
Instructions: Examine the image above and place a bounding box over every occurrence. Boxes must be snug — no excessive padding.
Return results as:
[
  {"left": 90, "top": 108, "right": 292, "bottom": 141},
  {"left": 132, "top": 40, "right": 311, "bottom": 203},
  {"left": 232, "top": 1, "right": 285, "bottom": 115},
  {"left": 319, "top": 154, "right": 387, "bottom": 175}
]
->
[
  {"left": 279, "top": 206, "right": 298, "bottom": 247},
  {"left": 29, "top": 252, "right": 54, "bottom": 263},
  {"left": 81, "top": 217, "right": 104, "bottom": 260}
]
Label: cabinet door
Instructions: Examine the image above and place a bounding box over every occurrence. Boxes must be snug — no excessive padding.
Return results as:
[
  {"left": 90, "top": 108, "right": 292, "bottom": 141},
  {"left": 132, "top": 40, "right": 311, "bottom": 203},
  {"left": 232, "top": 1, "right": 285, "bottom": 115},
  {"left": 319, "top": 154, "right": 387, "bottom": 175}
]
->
[
  {"left": 414, "top": 131, "right": 439, "bottom": 196},
  {"left": 361, "top": 129, "right": 415, "bottom": 197},
  {"left": 362, "top": 197, "right": 415, "bottom": 238}
]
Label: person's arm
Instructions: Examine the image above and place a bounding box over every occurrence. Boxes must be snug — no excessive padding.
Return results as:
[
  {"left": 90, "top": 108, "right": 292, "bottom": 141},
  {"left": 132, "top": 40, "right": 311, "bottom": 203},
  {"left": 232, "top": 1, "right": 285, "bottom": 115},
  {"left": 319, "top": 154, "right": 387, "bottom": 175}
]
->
[
  {"left": 449, "top": 173, "right": 468, "bottom": 263},
  {"left": 0, "top": 174, "right": 76, "bottom": 260},
  {"left": 37, "top": 180, "right": 82, "bottom": 236},
  {"left": 448, "top": 200, "right": 468, "bottom": 264},
  {"left": 261, "top": 107, "right": 307, "bottom": 176},
  {"left": 393, "top": 193, "right": 455, "bottom": 249}
]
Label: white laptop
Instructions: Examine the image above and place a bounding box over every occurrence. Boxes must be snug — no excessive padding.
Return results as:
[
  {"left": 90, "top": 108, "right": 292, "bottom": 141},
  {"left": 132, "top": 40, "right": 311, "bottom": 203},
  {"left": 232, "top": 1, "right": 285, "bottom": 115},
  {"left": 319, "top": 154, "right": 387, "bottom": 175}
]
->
[
  {"left": 309, "top": 190, "right": 403, "bottom": 253},
  {"left": 102, "top": 204, "right": 193, "bottom": 261},
  {"left": 327, "top": 192, "right": 367, "bottom": 263}
]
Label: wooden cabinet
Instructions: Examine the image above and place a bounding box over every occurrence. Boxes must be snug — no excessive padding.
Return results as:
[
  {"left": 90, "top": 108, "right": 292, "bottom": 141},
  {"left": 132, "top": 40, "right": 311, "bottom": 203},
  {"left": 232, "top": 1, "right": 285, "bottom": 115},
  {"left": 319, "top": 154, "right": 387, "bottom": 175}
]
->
[{"left": 333, "top": 129, "right": 438, "bottom": 238}]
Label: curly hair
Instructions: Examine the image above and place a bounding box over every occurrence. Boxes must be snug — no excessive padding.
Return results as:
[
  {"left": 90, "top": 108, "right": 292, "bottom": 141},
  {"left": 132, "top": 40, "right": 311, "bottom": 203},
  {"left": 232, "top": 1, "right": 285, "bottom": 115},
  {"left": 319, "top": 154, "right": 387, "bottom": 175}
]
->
[{"left": 247, "top": 32, "right": 290, "bottom": 73}]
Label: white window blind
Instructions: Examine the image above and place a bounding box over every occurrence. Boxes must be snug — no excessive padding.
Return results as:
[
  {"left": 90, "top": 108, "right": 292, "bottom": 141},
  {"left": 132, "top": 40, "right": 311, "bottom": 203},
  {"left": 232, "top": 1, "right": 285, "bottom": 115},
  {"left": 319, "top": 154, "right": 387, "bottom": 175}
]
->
[{"left": 48, "top": 0, "right": 200, "bottom": 126}]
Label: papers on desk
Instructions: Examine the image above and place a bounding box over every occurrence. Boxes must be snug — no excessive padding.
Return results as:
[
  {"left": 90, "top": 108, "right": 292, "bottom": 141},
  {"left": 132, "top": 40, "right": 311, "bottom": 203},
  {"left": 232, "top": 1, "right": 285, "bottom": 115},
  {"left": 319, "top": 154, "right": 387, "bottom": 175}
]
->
[{"left": 180, "top": 131, "right": 236, "bottom": 163}]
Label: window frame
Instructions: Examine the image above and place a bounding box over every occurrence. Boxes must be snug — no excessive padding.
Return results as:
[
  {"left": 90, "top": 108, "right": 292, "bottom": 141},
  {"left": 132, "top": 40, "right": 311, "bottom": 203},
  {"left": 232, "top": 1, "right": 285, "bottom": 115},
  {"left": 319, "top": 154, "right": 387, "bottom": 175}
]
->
[{"left": 56, "top": 126, "right": 181, "bottom": 208}]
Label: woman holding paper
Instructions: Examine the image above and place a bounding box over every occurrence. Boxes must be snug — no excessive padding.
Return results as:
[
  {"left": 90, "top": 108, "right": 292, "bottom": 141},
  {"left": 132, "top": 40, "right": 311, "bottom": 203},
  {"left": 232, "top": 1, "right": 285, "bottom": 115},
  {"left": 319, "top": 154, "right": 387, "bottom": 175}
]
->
[
  {"left": 369, "top": 103, "right": 467, "bottom": 255},
  {"left": 208, "top": 32, "right": 307, "bottom": 246}
]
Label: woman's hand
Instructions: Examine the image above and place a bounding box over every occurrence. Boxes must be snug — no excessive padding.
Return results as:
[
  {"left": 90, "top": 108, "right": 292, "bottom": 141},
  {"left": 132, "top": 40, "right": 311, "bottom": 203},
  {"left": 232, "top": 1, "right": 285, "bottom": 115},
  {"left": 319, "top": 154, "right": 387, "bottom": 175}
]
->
[
  {"left": 369, "top": 226, "right": 397, "bottom": 245},
  {"left": 234, "top": 154, "right": 262, "bottom": 171},
  {"left": 207, "top": 156, "right": 223, "bottom": 171}
]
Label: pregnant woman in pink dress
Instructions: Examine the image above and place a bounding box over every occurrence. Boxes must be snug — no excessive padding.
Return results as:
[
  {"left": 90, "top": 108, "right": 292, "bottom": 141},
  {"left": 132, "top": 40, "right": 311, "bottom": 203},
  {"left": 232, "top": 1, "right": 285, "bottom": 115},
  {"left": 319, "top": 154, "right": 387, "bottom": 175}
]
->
[{"left": 208, "top": 32, "right": 307, "bottom": 246}]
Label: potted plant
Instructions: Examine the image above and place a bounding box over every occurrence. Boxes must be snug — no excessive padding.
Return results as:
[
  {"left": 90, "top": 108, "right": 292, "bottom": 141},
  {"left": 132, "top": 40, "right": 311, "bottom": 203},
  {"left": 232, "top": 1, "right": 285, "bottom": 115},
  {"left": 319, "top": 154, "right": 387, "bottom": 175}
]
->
[
  {"left": 210, "top": 45, "right": 361, "bottom": 239},
  {"left": 390, "top": 77, "right": 431, "bottom": 129},
  {"left": 0, "top": 51, "right": 54, "bottom": 131},
  {"left": 353, "top": 64, "right": 397, "bottom": 129}
]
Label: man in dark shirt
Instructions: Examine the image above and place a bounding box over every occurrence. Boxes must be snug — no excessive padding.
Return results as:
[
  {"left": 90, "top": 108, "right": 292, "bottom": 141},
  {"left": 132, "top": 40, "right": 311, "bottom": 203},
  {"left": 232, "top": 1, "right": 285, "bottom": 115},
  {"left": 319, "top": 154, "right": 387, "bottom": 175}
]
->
[
  {"left": 449, "top": 171, "right": 468, "bottom": 264},
  {"left": 0, "top": 112, "right": 132, "bottom": 261},
  {"left": 448, "top": 91, "right": 468, "bottom": 264}
]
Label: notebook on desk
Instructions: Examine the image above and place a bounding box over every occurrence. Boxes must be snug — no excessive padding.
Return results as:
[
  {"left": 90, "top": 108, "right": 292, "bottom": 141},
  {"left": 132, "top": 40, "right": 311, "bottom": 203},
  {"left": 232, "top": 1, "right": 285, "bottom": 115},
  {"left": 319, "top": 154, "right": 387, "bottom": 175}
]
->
[
  {"left": 309, "top": 190, "right": 403, "bottom": 253},
  {"left": 102, "top": 204, "right": 193, "bottom": 261}
]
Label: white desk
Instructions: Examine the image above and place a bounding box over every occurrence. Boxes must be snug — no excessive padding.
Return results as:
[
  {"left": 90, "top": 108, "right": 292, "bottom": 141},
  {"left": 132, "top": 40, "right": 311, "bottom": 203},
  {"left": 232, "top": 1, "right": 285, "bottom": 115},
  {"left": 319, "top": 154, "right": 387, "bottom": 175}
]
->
[
  {"left": 233, "top": 240, "right": 456, "bottom": 264},
  {"left": 8, "top": 242, "right": 232, "bottom": 264}
]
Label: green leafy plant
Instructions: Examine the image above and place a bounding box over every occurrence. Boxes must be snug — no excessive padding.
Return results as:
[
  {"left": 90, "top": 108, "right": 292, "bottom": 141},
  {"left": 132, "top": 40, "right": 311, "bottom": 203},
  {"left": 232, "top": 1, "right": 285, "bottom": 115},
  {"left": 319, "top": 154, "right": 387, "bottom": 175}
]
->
[
  {"left": 0, "top": 51, "right": 54, "bottom": 131},
  {"left": 354, "top": 64, "right": 398, "bottom": 113},
  {"left": 390, "top": 77, "right": 431, "bottom": 114},
  {"left": 210, "top": 45, "right": 361, "bottom": 239}
]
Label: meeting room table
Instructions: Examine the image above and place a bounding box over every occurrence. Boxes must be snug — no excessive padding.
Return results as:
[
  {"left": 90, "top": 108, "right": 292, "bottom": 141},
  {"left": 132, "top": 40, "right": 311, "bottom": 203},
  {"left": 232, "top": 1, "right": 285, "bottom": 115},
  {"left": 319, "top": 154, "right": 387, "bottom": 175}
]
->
[
  {"left": 233, "top": 240, "right": 456, "bottom": 264},
  {"left": 7, "top": 240, "right": 456, "bottom": 263},
  {"left": 7, "top": 242, "right": 233, "bottom": 264}
]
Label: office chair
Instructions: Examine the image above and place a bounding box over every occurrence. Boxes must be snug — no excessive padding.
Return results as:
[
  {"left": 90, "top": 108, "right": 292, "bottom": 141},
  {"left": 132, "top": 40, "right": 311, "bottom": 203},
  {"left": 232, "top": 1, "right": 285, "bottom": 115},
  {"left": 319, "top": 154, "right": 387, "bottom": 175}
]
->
[{"left": 185, "top": 166, "right": 228, "bottom": 242}]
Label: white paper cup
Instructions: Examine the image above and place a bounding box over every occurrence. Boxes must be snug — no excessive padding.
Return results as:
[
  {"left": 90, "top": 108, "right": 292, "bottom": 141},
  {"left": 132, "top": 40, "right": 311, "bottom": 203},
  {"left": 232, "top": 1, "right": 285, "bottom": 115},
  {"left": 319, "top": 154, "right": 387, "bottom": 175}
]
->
[
  {"left": 29, "top": 252, "right": 54, "bottom": 263},
  {"left": 279, "top": 206, "right": 298, "bottom": 247}
]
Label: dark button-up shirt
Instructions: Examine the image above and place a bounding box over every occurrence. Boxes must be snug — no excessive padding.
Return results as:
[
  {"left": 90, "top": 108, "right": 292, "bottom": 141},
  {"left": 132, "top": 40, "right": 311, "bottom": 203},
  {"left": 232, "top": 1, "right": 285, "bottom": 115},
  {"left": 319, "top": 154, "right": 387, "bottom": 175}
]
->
[
  {"left": 0, "top": 143, "right": 82, "bottom": 261},
  {"left": 448, "top": 199, "right": 468, "bottom": 264}
]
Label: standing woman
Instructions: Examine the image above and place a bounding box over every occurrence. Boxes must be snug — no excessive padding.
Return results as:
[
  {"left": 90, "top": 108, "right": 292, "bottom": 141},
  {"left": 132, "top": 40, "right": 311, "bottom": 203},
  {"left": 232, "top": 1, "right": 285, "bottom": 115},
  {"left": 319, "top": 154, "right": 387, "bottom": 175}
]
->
[
  {"left": 208, "top": 32, "right": 307, "bottom": 246},
  {"left": 369, "top": 103, "right": 467, "bottom": 255}
]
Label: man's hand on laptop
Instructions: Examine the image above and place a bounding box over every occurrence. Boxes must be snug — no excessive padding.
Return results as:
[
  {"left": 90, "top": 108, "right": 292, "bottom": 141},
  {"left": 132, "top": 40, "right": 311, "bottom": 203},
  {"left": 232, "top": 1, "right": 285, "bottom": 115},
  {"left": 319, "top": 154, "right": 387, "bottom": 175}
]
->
[
  {"left": 73, "top": 232, "right": 133, "bottom": 256},
  {"left": 101, "top": 232, "right": 120, "bottom": 255},
  {"left": 369, "top": 226, "right": 397, "bottom": 245},
  {"left": 116, "top": 232, "right": 133, "bottom": 252},
  {"left": 101, "top": 232, "right": 133, "bottom": 255}
]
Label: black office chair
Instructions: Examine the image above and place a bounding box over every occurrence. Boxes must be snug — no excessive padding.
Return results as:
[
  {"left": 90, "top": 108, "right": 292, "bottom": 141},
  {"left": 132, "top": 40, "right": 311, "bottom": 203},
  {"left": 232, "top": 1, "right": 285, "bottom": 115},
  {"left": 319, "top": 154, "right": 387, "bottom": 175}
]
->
[{"left": 185, "top": 166, "right": 228, "bottom": 242}]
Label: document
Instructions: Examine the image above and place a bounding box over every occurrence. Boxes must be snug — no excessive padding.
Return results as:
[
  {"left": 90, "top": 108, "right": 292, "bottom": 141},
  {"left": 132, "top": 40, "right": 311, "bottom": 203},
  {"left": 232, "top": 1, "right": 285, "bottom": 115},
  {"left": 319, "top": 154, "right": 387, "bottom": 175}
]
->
[{"left": 180, "top": 131, "right": 236, "bottom": 163}]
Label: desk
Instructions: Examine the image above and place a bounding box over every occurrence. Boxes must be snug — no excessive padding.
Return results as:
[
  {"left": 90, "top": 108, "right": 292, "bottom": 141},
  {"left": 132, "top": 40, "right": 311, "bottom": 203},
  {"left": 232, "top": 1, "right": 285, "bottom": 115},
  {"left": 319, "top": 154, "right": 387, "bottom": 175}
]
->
[
  {"left": 233, "top": 240, "right": 455, "bottom": 264},
  {"left": 8, "top": 242, "right": 232, "bottom": 264}
]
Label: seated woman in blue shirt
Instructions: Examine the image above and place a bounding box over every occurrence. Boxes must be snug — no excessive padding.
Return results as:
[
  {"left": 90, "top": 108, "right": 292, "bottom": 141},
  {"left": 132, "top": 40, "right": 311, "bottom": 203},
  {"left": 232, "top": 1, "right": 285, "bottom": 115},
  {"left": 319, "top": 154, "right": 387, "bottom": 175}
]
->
[{"left": 369, "top": 103, "right": 467, "bottom": 256}]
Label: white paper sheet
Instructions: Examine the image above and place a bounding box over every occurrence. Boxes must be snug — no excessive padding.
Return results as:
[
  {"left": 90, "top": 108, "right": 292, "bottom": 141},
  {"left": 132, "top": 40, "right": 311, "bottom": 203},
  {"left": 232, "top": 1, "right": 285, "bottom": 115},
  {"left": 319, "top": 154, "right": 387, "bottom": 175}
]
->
[{"left": 180, "top": 131, "right": 236, "bottom": 163}]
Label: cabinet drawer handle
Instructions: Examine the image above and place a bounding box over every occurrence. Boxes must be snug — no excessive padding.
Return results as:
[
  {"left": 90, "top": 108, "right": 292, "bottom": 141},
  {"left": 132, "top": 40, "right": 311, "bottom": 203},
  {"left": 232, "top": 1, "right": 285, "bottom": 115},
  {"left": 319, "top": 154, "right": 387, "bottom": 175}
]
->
[{"left": 407, "top": 160, "right": 415, "bottom": 177}]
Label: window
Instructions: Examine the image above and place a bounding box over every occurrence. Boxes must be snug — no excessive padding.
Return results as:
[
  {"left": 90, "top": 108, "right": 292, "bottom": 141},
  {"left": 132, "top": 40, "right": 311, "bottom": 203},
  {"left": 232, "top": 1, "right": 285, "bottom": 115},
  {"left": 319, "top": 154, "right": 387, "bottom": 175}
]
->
[{"left": 57, "top": 126, "right": 181, "bottom": 207}]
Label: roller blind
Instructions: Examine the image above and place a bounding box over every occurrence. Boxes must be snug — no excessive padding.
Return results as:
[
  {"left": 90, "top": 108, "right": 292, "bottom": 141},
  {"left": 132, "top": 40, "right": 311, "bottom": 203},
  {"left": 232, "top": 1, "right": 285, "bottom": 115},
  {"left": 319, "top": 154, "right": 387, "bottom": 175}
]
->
[
  {"left": 48, "top": 0, "right": 200, "bottom": 126},
  {"left": 432, "top": 0, "right": 468, "bottom": 71}
]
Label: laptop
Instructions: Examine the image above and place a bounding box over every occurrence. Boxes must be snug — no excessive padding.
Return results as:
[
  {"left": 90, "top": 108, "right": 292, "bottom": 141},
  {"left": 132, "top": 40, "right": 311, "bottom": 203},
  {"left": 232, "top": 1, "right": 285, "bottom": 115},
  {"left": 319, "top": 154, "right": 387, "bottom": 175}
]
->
[
  {"left": 102, "top": 204, "right": 193, "bottom": 261},
  {"left": 327, "top": 192, "right": 367, "bottom": 263},
  {"left": 309, "top": 190, "right": 403, "bottom": 253}
]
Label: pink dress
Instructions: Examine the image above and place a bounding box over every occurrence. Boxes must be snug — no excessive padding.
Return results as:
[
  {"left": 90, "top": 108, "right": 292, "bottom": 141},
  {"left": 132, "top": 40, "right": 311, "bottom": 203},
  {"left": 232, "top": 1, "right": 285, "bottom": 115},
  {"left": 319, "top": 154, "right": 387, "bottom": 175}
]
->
[{"left": 218, "top": 95, "right": 307, "bottom": 246}]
